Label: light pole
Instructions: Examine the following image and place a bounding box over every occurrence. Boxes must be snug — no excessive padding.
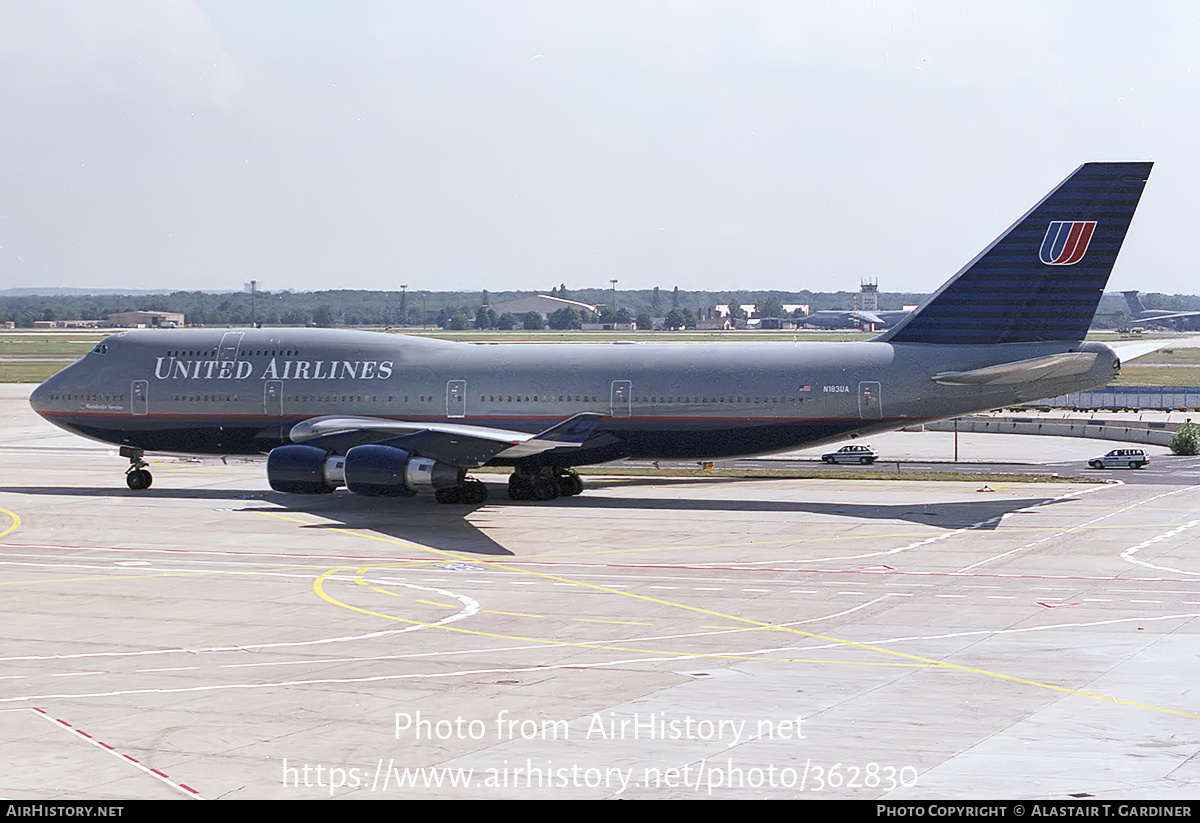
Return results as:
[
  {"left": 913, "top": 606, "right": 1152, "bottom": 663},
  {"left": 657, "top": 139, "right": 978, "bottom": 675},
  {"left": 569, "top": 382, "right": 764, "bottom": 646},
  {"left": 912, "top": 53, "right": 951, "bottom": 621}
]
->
[{"left": 610, "top": 279, "right": 618, "bottom": 315}]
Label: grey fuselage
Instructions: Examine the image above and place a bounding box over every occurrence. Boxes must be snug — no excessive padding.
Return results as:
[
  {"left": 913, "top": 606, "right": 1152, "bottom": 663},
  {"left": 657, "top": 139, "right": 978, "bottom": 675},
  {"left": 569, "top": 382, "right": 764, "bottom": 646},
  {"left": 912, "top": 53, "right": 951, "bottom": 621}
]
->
[{"left": 30, "top": 328, "right": 1119, "bottom": 467}]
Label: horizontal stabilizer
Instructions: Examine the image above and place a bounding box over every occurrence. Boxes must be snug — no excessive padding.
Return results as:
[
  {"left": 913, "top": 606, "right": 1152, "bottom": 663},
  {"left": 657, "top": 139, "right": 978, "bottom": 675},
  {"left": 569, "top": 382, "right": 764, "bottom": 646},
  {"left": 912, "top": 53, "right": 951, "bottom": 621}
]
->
[{"left": 932, "top": 352, "right": 1100, "bottom": 386}]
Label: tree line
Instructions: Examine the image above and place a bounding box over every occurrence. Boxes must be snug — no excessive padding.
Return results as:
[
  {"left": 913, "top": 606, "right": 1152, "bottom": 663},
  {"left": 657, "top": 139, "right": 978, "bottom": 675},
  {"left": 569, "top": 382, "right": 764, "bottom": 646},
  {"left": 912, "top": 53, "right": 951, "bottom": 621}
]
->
[
  {"left": 8, "top": 285, "right": 1185, "bottom": 329},
  {"left": 0, "top": 286, "right": 936, "bottom": 329}
]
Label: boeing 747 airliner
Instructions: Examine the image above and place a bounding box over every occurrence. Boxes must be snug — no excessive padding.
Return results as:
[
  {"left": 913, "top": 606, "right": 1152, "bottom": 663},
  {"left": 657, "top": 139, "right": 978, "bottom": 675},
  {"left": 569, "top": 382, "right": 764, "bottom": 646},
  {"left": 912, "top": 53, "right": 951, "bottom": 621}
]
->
[{"left": 30, "top": 162, "right": 1153, "bottom": 504}]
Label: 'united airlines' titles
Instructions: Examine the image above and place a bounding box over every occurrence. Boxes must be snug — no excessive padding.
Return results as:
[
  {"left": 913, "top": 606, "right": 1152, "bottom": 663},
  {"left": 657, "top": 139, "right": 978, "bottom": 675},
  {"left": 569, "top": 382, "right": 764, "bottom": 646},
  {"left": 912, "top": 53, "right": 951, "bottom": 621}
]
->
[{"left": 154, "top": 357, "right": 394, "bottom": 381}]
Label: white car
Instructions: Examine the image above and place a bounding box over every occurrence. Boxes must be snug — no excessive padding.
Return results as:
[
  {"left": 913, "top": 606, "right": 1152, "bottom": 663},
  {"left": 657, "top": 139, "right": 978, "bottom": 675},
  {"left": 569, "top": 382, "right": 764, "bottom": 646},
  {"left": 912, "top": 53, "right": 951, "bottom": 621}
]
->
[
  {"left": 1088, "top": 448, "right": 1149, "bottom": 469},
  {"left": 822, "top": 444, "right": 879, "bottom": 464}
]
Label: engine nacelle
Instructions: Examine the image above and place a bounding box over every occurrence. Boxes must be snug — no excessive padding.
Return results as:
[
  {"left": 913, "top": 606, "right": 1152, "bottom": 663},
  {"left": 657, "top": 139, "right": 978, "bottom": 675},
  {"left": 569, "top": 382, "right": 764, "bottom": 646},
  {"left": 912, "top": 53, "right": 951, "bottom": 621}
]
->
[
  {"left": 343, "top": 444, "right": 462, "bottom": 497},
  {"left": 267, "top": 445, "right": 345, "bottom": 494}
]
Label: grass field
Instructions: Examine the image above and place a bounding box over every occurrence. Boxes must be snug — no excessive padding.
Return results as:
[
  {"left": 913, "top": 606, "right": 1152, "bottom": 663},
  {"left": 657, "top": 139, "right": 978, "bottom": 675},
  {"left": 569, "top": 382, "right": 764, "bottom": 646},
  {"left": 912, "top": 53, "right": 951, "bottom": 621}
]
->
[
  {"left": 0, "top": 334, "right": 104, "bottom": 356},
  {"left": 0, "top": 361, "right": 71, "bottom": 383},
  {"left": 1107, "top": 344, "right": 1200, "bottom": 386},
  {"left": 1110, "top": 364, "right": 1200, "bottom": 386}
]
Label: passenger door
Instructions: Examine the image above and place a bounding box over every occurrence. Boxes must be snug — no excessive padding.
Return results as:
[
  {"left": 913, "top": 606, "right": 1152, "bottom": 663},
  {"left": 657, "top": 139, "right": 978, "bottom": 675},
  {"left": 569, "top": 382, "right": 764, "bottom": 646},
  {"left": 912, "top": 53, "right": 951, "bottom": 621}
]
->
[
  {"left": 858, "top": 381, "right": 882, "bottom": 420},
  {"left": 264, "top": 380, "right": 283, "bottom": 417},
  {"left": 610, "top": 380, "right": 632, "bottom": 418},
  {"left": 131, "top": 380, "right": 148, "bottom": 415},
  {"left": 447, "top": 380, "right": 466, "bottom": 418},
  {"left": 218, "top": 331, "right": 244, "bottom": 362}
]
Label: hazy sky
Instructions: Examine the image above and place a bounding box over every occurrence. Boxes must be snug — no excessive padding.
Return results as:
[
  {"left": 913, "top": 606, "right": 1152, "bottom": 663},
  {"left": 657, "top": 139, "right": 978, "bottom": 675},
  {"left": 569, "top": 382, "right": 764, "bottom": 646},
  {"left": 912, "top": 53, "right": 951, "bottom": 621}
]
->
[{"left": 0, "top": 1, "right": 1195, "bottom": 295}]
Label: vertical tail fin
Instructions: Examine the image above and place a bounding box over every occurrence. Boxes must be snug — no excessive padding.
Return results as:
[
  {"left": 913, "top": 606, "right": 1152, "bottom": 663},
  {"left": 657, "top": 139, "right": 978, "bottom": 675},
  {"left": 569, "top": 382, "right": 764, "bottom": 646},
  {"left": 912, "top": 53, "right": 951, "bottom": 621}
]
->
[
  {"left": 881, "top": 162, "right": 1151, "bottom": 345},
  {"left": 1121, "top": 290, "right": 1148, "bottom": 316}
]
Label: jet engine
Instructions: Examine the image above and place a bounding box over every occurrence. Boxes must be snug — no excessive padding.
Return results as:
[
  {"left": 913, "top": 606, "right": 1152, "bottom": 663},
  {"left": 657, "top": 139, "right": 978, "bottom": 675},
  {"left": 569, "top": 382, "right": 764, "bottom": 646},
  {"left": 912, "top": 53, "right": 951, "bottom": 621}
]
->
[
  {"left": 343, "top": 444, "right": 462, "bottom": 497},
  {"left": 266, "top": 444, "right": 345, "bottom": 494}
]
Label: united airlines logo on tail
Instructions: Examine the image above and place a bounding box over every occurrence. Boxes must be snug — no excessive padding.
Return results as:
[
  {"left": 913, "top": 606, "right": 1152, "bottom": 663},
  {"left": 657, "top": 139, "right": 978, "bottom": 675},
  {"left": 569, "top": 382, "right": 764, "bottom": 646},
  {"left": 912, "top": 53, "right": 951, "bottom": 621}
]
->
[{"left": 1039, "top": 220, "right": 1097, "bottom": 265}]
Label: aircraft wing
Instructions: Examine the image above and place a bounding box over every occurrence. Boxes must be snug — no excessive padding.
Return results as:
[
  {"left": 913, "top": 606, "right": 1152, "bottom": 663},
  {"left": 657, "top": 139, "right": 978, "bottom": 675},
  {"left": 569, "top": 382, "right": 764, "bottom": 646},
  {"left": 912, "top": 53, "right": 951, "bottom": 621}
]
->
[
  {"left": 287, "top": 412, "right": 603, "bottom": 467},
  {"left": 1139, "top": 311, "right": 1200, "bottom": 322},
  {"left": 849, "top": 311, "right": 886, "bottom": 325}
]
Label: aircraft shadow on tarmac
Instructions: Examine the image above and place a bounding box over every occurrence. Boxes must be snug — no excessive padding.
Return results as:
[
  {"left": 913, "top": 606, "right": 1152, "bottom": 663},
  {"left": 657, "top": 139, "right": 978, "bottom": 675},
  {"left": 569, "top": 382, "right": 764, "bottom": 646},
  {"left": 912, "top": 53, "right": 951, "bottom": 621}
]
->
[
  {"left": 552, "top": 484, "right": 1064, "bottom": 530},
  {"left": 250, "top": 493, "right": 516, "bottom": 556},
  {"left": 1, "top": 485, "right": 515, "bottom": 556},
  {"left": 3, "top": 479, "right": 1072, "bottom": 558}
]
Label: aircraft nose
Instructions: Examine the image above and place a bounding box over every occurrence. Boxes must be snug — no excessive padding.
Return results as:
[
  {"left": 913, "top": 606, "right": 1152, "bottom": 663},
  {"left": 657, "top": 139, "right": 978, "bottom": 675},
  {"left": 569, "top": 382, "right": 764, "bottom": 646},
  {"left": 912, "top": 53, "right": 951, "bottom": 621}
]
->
[{"left": 29, "top": 368, "right": 64, "bottom": 418}]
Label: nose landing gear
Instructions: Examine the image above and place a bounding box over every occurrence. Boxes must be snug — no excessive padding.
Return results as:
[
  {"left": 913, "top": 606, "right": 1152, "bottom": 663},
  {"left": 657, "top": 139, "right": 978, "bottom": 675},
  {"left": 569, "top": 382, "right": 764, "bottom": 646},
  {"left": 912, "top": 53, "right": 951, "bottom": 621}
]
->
[{"left": 120, "top": 446, "right": 153, "bottom": 490}]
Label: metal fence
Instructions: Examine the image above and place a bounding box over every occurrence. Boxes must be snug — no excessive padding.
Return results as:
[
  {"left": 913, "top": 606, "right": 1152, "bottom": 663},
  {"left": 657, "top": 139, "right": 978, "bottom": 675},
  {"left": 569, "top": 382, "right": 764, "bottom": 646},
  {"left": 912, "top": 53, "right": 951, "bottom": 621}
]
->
[{"left": 1040, "top": 385, "right": 1200, "bottom": 410}]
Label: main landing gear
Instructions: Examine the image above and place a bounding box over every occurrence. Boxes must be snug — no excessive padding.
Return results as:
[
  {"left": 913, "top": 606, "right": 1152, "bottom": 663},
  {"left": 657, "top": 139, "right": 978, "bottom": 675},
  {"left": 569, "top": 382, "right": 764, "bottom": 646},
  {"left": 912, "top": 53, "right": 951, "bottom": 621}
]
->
[
  {"left": 420, "top": 469, "right": 585, "bottom": 505},
  {"left": 120, "top": 446, "right": 153, "bottom": 490},
  {"left": 507, "top": 468, "right": 583, "bottom": 502},
  {"left": 434, "top": 477, "right": 489, "bottom": 505}
]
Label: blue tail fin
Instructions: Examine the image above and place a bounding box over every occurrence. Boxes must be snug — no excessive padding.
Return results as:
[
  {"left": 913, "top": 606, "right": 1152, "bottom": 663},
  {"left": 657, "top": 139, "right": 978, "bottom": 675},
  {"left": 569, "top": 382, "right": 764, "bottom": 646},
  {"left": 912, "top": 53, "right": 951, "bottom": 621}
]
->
[{"left": 881, "top": 162, "right": 1151, "bottom": 345}]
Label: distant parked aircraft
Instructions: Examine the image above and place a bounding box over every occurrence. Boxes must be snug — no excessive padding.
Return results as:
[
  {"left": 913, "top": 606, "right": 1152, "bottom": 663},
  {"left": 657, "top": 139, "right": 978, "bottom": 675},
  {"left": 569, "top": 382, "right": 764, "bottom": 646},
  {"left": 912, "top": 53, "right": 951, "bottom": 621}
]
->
[
  {"left": 1121, "top": 291, "right": 1200, "bottom": 331},
  {"left": 801, "top": 309, "right": 911, "bottom": 331}
]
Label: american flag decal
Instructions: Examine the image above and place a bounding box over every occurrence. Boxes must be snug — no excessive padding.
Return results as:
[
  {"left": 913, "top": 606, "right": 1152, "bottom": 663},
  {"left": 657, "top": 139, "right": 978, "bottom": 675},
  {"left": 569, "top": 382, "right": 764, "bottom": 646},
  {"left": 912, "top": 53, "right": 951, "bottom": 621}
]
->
[{"left": 1039, "top": 220, "right": 1097, "bottom": 266}]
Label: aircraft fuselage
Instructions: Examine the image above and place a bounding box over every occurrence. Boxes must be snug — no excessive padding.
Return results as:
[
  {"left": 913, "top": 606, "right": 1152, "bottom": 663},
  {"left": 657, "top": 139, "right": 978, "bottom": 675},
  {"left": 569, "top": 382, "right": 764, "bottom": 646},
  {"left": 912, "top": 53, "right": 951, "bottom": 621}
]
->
[{"left": 30, "top": 327, "right": 1119, "bottom": 467}]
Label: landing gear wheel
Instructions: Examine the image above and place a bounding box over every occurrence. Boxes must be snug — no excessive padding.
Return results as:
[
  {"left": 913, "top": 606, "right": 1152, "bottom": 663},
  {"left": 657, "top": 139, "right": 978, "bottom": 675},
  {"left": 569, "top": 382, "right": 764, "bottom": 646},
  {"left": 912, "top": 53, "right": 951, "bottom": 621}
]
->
[
  {"left": 510, "top": 469, "right": 577, "bottom": 502},
  {"left": 121, "top": 446, "right": 152, "bottom": 490},
  {"left": 436, "top": 478, "right": 489, "bottom": 505},
  {"left": 507, "top": 473, "right": 533, "bottom": 501},
  {"left": 531, "top": 479, "right": 559, "bottom": 502},
  {"left": 461, "top": 478, "right": 488, "bottom": 504},
  {"left": 556, "top": 471, "right": 584, "bottom": 497},
  {"left": 126, "top": 469, "right": 152, "bottom": 490}
]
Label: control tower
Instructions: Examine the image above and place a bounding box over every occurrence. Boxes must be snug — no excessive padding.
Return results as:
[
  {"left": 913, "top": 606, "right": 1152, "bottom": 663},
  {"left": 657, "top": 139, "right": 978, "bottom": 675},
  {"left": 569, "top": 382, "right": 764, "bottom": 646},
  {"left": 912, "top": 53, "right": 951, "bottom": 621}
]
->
[{"left": 854, "top": 279, "right": 879, "bottom": 313}]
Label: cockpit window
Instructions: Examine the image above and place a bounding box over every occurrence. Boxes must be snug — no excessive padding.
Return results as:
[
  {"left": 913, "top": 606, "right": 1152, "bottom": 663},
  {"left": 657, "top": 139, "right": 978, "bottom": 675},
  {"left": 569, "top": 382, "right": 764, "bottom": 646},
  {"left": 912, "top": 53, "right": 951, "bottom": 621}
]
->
[{"left": 90, "top": 344, "right": 108, "bottom": 354}]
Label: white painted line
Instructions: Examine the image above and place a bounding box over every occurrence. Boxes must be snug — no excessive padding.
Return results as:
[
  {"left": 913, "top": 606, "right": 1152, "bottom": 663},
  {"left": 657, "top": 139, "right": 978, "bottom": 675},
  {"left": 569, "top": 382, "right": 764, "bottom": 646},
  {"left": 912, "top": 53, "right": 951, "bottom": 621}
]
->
[{"left": 29, "top": 707, "right": 203, "bottom": 799}]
